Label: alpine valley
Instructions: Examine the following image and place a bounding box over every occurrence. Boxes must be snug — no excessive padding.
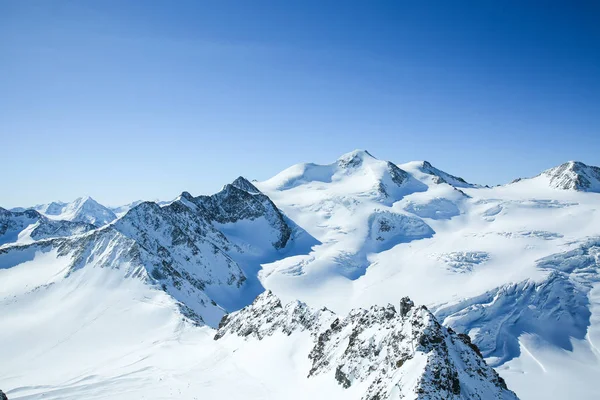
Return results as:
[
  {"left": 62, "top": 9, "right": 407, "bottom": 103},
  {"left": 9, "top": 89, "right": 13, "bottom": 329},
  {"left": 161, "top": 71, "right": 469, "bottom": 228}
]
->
[{"left": 2, "top": 150, "right": 600, "bottom": 400}]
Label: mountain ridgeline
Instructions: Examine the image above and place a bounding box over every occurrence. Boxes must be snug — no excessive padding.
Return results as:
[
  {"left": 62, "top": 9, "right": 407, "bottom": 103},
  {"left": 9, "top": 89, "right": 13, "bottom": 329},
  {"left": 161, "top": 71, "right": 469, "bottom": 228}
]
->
[
  {"left": 1, "top": 177, "right": 298, "bottom": 327},
  {"left": 216, "top": 291, "right": 517, "bottom": 400},
  {"left": 2, "top": 150, "right": 600, "bottom": 400}
]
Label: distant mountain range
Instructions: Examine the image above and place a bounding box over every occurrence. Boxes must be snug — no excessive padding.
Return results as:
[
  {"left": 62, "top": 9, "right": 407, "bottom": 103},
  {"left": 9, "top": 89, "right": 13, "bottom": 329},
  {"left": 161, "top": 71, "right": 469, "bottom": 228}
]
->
[{"left": 1, "top": 150, "right": 599, "bottom": 400}]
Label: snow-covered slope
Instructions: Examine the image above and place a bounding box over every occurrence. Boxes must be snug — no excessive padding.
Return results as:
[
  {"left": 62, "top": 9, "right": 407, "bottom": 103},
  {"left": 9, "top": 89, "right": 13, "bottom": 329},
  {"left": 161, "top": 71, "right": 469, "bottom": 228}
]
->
[{"left": 13, "top": 197, "right": 118, "bottom": 226}]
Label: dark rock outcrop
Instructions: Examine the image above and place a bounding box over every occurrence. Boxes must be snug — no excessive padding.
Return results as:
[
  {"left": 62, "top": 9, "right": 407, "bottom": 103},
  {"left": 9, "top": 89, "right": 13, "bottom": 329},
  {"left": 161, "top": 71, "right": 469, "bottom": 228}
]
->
[{"left": 215, "top": 291, "right": 519, "bottom": 400}]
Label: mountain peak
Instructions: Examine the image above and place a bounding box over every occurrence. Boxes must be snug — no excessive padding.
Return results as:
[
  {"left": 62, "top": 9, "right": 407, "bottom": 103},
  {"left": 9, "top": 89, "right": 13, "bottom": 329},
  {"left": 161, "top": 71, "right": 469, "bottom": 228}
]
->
[
  {"left": 231, "top": 176, "right": 260, "bottom": 194},
  {"left": 72, "top": 196, "right": 94, "bottom": 205},
  {"left": 538, "top": 160, "right": 600, "bottom": 192},
  {"left": 415, "top": 160, "right": 475, "bottom": 188},
  {"left": 216, "top": 292, "right": 517, "bottom": 400},
  {"left": 337, "top": 149, "right": 376, "bottom": 168},
  {"left": 179, "top": 191, "right": 194, "bottom": 201}
]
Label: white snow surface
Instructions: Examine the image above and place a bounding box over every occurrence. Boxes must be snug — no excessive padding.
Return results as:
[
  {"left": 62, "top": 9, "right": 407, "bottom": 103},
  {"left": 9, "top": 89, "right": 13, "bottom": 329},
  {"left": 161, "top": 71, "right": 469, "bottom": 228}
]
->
[
  {"left": 12, "top": 197, "right": 117, "bottom": 226},
  {"left": 2, "top": 149, "right": 600, "bottom": 399}
]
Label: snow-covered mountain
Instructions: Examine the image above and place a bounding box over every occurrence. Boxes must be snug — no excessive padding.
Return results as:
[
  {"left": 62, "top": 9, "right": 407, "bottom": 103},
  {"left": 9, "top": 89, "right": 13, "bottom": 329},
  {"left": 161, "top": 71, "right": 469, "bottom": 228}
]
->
[
  {"left": 415, "top": 160, "right": 479, "bottom": 188},
  {"left": 12, "top": 196, "right": 118, "bottom": 226},
  {"left": 216, "top": 291, "right": 517, "bottom": 400},
  {"left": 1, "top": 150, "right": 600, "bottom": 400},
  {"left": 109, "top": 199, "right": 174, "bottom": 217},
  {"left": 1, "top": 177, "right": 312, "bottom": 326},
  {"left": 0, "top": 207, "right": 95, "bottom": 246},
  {"left": 109, "top": 200, "right": 145, "bottom": 217},
  {"left": 510, "top": 160, "right": 600, "bottom": 192}
]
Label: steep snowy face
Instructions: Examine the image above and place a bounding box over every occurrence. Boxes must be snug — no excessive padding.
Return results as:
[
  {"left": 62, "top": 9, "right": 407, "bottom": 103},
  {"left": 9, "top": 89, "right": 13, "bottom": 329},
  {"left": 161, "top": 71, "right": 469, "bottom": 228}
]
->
[
  {"left": 216, "top": 291, "right": 517, "bottom": 400},
  {"left": 0, "top": 200, "right": 243, "bottom": 327},
  {"left": 0, "top": 207, "right": 95, "bottom": 246},
  {"left": 231, "top": 176, "right": 261, "bottom": 193},
  {"left": 60, "top": 196, "right": 118, "bottom": 226},
  {"left": 113, "top": 202, "right": 245, "bottom": 324},
  {"left": 14, "top": 197, "right": 117, "bottom": 226},
  {"left": 0, "top": 202, "right": 242, "bottom": 328},
  {"left": 537, "top": 161, "right": 600, "bottom": 192}
]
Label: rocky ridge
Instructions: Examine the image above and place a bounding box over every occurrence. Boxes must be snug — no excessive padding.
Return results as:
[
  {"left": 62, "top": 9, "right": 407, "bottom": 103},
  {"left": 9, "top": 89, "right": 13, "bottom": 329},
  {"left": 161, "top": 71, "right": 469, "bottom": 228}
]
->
[
  {"left": 0, "top": 177, "right": 297, "bottom": 326},
  {"left": 216, "top": 291, "right": 518, "bottom": 400},
  {"left": 539, "top": 161, "right": 600, "bottom": 192}
]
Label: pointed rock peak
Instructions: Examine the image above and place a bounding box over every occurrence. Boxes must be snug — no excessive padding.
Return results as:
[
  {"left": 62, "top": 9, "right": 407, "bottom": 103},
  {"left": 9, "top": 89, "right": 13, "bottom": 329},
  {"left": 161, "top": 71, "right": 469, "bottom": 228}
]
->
[
  {"left": 337, "top": 149, "right": 376, "bottom": 168},
  {"left": 231, "top": 176, "right": 260, "bottom": 194},
  {"left": 421, "top": 160, "right": 434, "bottom": 169},
  {"left": 72, "top": 196, "right": 104, "bottom": 209},
  {"left": 540, "top": 160, "right": 600, "bottom": 192},
  {"left": 75, "top": 196, "right": 92, "bottom": 203},
  {"left": 180, "top": 191, "right": 194, "bottom": 201},
  {"left": 126, "top": 200, "right": 162, "bottom": 216},
  {"left": 255, "top": 290, "right": 281, "bottom": 305},
  {"left": 399, "top": 296, "right": 415, "bottom": 317},
  {"left": 417, "top": 160, "right": 475, "bottom": 188}
]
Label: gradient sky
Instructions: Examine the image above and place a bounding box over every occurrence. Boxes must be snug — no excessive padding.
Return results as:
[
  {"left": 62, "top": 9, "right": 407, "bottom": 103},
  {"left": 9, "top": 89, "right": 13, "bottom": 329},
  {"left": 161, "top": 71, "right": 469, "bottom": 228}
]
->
[{"left": 1, "top": 1, "right": 599, "bottom": 208}]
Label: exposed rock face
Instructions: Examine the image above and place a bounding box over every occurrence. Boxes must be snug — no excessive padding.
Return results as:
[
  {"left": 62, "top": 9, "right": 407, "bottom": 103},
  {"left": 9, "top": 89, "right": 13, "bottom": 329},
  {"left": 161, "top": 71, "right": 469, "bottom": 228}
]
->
[
  {"left": 376, "top": 161, "right": 411, "bottom": 197},
  {"left": 387, "top": 162, "right": 410, "bottom": 187},
  {"left": 337, "top": 149, "right": 375, "bottom": 169},
  {"left": 0, "top": 178, "right": 297, "bottom": 327},
  {"left": 0, "top": 389, "right": 7, "bottom": 400},
  {"left": 231, "top": 176, "right": 261, "bottom": 194},
  {"left": 420, "top": 161, "right": 476, "bottom": 188},
  {"left": 368, "top": 211, "right": 435, "bottom": 251},
  {"left": 193, "top": 180, "right": 292, "bottom": 249},
  {"left": 539, "top": 161, "right": 600, "bottom": 192},
  {"left": 215, "top": 291, "right": 519, "bottom": 400}
]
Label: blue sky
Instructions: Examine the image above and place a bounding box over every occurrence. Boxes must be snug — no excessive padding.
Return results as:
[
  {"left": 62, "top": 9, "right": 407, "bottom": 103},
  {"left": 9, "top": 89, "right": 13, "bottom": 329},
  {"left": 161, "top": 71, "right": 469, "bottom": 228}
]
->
[{"left": 1, "top": 1, "right": 599, "bottom": 207}]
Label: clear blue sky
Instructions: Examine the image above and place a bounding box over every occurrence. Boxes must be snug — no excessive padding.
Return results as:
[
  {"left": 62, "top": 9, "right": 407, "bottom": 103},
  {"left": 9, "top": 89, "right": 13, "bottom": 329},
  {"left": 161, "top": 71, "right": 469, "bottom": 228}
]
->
[{"left": 1, "top": 1, "right": 599, "bottom": 207}]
